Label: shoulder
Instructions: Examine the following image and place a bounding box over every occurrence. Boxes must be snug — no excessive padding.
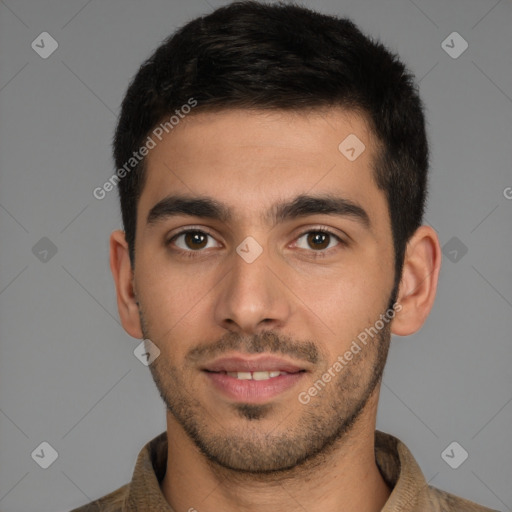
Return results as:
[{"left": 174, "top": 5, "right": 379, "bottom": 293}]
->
[
  {"left": 423, "top": 484, "right": 501, "bottom": 512},
  {"left": 375, "top": 430, "right": 499, "bottom": 512},
  {"left": 68, "top": 483, "right": 129, "bottom": 512}
]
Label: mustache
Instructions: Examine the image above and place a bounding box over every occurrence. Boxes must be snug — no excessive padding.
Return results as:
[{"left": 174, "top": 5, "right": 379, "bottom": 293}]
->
[{"left": 186, "top": 330, "right": 320, "bottom": 366}]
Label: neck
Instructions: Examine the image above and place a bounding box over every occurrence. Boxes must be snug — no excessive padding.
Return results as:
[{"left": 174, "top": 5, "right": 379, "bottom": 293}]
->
[{"left": 161, "top": 391, "right": 391, "bottom": 512}]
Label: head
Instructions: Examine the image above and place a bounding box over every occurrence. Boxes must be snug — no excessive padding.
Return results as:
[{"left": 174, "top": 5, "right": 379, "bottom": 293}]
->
[
  {"left": 110, "top": 1, "right": 440, "bottom": 475},
  {"left": 114, "top": 1, "right": 429, "bottom": 285}
]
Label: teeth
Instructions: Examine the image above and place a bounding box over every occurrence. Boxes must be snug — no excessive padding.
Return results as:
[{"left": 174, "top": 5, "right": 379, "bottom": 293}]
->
[
  {"left": 253, "top": 371, "right": 271, "bottom": 380},
  {"left": 226, "top": 371, "right": 286, "bottom": 380}
]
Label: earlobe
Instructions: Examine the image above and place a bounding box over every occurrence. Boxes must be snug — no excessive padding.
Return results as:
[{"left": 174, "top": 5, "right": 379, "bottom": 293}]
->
[
  {"left": 109, "top": 230, "right": 144, "bottom": 339},
  {"left": 391, "top": 225, "right": 442, "bottom": 337}
]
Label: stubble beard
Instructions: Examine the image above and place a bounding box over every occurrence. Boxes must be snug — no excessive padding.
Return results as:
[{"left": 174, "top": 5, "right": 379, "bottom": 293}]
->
[{"left": 139, "top": 307, "right": 392, "bottom": 476}]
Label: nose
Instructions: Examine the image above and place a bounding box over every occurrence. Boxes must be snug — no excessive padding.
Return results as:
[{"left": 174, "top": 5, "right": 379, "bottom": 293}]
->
[{"left": 214, "top": 243, "right": 292, "bottom": 335}]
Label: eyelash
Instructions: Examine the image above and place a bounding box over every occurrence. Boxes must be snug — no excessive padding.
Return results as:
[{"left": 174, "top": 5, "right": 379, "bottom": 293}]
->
[{"left": 166, "top": 226, "right": 346, "bottom": 259}]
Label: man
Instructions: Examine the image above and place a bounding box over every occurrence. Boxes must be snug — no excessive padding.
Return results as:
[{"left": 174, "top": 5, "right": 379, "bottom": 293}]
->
[{"left": 71, "top": 1, "right": 498, "bottom": 511}]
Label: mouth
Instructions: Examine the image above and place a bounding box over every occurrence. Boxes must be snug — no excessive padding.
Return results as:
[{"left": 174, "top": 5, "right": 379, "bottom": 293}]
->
[
  {"left": 201, "top": 355, "right": 308, "bottom": 403},
  {"left": 208, "top": 370, "right": 299, "bottom": 380}
]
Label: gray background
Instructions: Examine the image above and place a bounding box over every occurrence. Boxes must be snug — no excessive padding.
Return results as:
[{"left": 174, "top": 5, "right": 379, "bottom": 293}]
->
[{"left": 0, "top": 0, "right": 511, "bottom": 511}]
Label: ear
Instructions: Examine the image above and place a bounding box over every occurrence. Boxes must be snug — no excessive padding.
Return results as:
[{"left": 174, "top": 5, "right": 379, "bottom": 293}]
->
[
  {"left": 109, "top": 230, "right": 143, "bottom": 339},
  {"left": 391, "top": 225, "right": 441, "bottom": 336}
]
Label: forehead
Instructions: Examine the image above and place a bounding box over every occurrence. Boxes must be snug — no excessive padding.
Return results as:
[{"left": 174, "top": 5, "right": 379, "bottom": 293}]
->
[{"left": 138, "top": 108, "right": 384, "bottom": 226}]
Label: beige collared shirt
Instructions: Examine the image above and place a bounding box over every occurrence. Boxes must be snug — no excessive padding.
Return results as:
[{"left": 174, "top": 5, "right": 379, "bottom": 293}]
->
[{"left": 69, "top": 430, "right": 498, "bottom": 512}]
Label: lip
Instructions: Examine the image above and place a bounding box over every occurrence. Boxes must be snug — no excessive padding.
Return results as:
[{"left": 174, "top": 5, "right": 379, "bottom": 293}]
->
[
  {"left": 204, "top": 371, "right": 306, "bottom": 403},
  {"left": 201, "top": 354, "right": 308, "bottom": 403},
  {"left": 201, "top": 355, "right": 306, "bottom": 373}
]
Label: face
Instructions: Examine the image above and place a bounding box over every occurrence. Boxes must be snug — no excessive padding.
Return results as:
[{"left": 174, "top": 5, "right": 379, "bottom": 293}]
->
[{"left": 132, "top": 108, "right": 397, "bottom": 473}]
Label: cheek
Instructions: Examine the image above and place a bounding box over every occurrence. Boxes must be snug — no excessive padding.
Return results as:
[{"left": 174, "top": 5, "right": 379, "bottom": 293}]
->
[
  {"left": 135, "top": 260, "right": 209, "bottom": 344},
  {"left": 294, "top": 261, "right": 390, "bottom": 340}
]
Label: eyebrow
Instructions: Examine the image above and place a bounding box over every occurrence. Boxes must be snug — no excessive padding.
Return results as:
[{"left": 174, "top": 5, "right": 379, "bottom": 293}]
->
[{"left": 146, "top": 193, "right": 371, "bottom": 229}]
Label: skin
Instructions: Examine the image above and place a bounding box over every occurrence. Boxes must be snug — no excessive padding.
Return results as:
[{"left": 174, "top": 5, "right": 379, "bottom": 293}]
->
[{"left": 110, "top": 108, "right": 441, "bottom": 512}]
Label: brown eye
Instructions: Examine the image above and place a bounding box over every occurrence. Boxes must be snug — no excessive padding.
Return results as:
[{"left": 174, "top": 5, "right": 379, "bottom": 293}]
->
[
  {"left": 306, "top": 232, "right": 330, "bottom": 250},
  {"left": 295, "top": 229, "right": 342, "bottom": 252},
  {"left": 168, "top": 230, "right": 220, "bottom": 252},
  {"left": 183, "top": 231, "right": 208, "bottom": 250}
]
